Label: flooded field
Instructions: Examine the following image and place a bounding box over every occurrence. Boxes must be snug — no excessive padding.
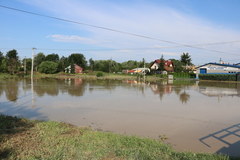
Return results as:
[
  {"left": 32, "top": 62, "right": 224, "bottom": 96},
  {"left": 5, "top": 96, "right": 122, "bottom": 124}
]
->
[{"left": 0, "top": 78, "right": 240, "bottom": 156}]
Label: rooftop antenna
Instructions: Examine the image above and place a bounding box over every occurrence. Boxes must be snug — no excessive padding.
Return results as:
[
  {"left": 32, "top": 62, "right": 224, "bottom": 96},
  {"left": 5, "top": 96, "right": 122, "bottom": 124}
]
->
[{"left": 219, "top": 58, "right": 223, "bottom": 64}]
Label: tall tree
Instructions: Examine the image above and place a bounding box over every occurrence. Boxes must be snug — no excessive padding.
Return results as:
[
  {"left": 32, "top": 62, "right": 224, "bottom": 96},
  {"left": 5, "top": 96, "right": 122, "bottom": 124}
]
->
[
  {"left": 89, "top": 58, "right": 94, "bottom": 71},
  {"left": 22, "top": 58, "right": 32, "bottom": 72},
  {"left": 6, "top": 49, "right": 19, "bottom": 74},
  {"left": 170, "top": 59, "right": 183, "bottom": 72},
  {"left": 38, "top": 61, "right": 58, "bottom": 74},
  {"left": 93, "top": 60, "right": 119, "bottom": 72},
  {"left": 180, "top": 52, "right": 192, "bottom": 66},
  {"left": 0, "top": 52, "right": 4, "bottom": 71},
  {"left": 0, "top": 51, "right": 3, "bottom": 63},
  {"left": 158, "top": 54, "right": 165, "bottom": 71},
  {"left": 139, "top": 58, "right": 145, "bottom": 68},
  {"left": 34, "top": 52, "right": 45, "bottom": 71},
  {"left": 57, "top": 56, "right": 68, "bottom": 72},
  {"left": 68, "top": 53, "right": 87, "bottom": 69},
  {"left": 121, "top": 60, "right": 139, "bottom": 70},
  {"left": 45, "top": 53, "right": 59, "bottom": 62},
  {"left": 0, "top": 51, "right": 6, "bottom": 73}
]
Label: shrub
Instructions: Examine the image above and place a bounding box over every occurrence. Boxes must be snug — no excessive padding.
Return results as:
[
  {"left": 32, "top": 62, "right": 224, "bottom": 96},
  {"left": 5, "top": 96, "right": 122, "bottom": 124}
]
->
[
  {"left": 199, "top": 74, "right": 236, "bottom": 81},
  {"left": 172, "top": 72, "right": 196, "bottom": 78},
  {"left": 96, "top": 72, "right": 104, "bottom": 77},
  {"left": 38, "top": 61, "right": 58, "bottom": 74}
]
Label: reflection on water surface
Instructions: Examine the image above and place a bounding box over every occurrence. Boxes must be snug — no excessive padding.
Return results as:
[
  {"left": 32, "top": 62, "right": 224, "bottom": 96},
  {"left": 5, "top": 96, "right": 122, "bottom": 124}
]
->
[{"left": 0, "top": 78, "right": 240, "bottom": 156}]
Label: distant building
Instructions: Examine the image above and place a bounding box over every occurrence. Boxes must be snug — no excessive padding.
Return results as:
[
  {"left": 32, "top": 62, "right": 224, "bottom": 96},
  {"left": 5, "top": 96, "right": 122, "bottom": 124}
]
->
[
  {"left": 196, "top": 62, "right": 240, "bottom": 74},
  {"left": 235, "top": 63, "right": 240, "bottom": 66},
  {"left": 149, "top": 59, "right": 174, "bottom": 72},
  {"left": 65, "top": 64, "right": 83, "bottom": 73}
]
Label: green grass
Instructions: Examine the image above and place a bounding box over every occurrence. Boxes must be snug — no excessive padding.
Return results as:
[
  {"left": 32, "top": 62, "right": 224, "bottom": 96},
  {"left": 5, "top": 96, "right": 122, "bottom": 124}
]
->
[
  {"left": 0, "top": 73, "right": 18, "bottom": 79},
  {"left": 0, "top": 72, "right": 195, "bottom": 82},
  {"left": 0, "top": 115, "right": 232, "bottom": 160}
]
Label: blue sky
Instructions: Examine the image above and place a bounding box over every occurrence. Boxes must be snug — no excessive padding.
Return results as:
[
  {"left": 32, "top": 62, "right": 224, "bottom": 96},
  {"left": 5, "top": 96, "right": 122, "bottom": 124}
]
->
[{"left": 0, "top": 0, "right": 240, "bottom": 65}]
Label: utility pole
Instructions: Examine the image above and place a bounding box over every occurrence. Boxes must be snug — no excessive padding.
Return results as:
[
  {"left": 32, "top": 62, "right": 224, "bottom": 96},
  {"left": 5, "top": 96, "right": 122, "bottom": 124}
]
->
[
  {"left": 24, "top": 56, "right": 26, "bottom": 75},
  {"left": 31, "top": 48, "right": 36, "bottom": 108},
  {"left": 143, "top": 58, "right": 145, "bottom": 82},
  {"left": 31, "top": 48, "right": 36, "bottom": 80}
]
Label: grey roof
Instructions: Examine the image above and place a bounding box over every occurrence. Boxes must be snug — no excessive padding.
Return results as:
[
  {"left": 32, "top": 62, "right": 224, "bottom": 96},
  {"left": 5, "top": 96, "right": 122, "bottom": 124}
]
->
[{"left": 196, "top": 62, "right": 240, "bottom": 69}]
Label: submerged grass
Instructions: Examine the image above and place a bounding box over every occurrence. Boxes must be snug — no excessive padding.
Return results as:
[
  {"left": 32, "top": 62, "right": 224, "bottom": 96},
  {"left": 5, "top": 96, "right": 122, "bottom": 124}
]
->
[
  {"left": 0, "top": 73, "right": 18, "bottom": 80},
  {"left": 0, "top": 115, "right": 232, "bottom": 160},
  {"left": 0, "top": 72, "right": 195, "bottom": 82}
]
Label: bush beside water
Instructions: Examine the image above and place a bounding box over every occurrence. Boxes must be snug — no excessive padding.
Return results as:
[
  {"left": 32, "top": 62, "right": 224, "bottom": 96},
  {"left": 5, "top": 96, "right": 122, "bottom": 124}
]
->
[
  {"left": 171, "top": 72, "right": 196, "bottom": 79},
  {"left": 96, "top": 72, "right": 104, "bottom": 77},
  {"left": 199, "top": 74, "right": 236, "bottom": 81}
]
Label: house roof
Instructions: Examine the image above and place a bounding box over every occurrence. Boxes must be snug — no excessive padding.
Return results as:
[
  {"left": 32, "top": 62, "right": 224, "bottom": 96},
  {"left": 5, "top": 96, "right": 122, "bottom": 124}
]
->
[
  {"left": 196, "top": 62, "right": 240, "bottom": 69},
  {"left": 149, "top": 59, "right": 173, "bottom": 68},
  {"left": 154, "top": 60, "right": 173, "bottom": 66},
  {"left": 65, "top": 64, "right": 83, "bottom": 70}
]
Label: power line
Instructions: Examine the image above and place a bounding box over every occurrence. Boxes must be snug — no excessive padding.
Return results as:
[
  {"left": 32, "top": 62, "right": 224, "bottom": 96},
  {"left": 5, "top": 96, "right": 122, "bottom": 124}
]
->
[
  {"left": 193, "top": 40, "right": 240, "bottom": 46},
  {"left": 0, "top": 4, "right": 239, "bottom": 55}
]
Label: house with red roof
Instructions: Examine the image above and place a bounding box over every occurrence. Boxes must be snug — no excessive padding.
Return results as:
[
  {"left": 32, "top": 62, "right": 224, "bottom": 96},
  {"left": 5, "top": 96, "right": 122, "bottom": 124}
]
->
[
  {"left": 65, "top": 64, "right": 83, "bottom": 73},
  {"left": 150, "top": 59, "right": 174, "bottom": 72}
]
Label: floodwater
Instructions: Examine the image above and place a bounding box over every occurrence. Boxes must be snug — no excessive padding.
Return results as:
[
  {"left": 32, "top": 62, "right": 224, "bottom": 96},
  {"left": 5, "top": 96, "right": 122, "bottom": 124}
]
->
[{"left": 0, "top": 78, "right": 240, "bottom": 157}]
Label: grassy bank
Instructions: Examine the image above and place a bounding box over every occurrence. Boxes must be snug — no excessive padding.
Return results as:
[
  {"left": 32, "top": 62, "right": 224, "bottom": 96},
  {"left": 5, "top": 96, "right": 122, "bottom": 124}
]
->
[
  {"left": 0, "top": 73, "right": 18, "bottom": 79},
  {"left": 0, "top": 115, "right": 231, "bottom": 160},
  {"left": 0, "top": 72, "right": 182, "bottom": 83}
]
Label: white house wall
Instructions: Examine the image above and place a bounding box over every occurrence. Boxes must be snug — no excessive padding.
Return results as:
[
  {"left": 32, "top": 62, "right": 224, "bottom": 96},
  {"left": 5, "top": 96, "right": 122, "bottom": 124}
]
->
[
  {"left": 197, "top": 64, "right": 240, "bottom": 74},
  {"left": 150, "top": 63, "right": 158, "bottom": 70}
]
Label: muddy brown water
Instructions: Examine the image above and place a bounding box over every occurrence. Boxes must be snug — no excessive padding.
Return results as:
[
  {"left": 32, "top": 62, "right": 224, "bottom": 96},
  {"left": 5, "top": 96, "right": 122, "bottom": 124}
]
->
[{"left": 0, "top": 78, "right": 240, "bottom": 157}]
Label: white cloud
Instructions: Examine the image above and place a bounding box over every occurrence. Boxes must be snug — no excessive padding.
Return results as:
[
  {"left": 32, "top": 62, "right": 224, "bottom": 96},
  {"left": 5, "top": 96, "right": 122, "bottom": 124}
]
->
[
  {"left": 18, "top": 0, "right": 240, "bottom": 63},
  {"left": 48, "top": 34, "right": 96, "bottom": 44}
]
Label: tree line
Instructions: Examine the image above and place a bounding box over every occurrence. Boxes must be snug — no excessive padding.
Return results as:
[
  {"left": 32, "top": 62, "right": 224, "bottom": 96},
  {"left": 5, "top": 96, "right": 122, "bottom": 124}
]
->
[{"left": 0, "top": 49, "right": 192, "bottom": 74}]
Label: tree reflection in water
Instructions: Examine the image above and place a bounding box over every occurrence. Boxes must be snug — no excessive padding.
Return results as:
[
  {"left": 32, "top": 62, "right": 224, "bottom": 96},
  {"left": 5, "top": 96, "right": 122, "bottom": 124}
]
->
[
  {"left": 150, "top": 80, "right": 193, "bottom": 103},
  {"left": 34, "top": 78, "right": 60, "bottom": 96},
  {"left": 4, "top": 80, "right": 19, "bottom": 102},
  {"left": 0, "top": 83, "right": 4, "bottom": 97},
  {"left": 1, "top": 78, "right": 240, "bottom": 104},
  {"left": 33, "top": 78, "right": 86, "bottom": 97},
  {"left": 179, "top": 91, "right": 190, "bottom": 104}
]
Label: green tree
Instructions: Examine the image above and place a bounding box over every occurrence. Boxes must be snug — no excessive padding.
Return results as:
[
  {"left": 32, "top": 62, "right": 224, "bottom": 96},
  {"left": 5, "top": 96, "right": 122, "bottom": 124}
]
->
[
  {"left": 139, "top": 58, "right": 145, "bottom": 68},
  {"left": 89, "top": 58, "right": 94, "bottom": 71},
  {"left": 180, "top": 52, "right": 192, "bottom": 66},
  {"left": 121, "top": 60, "right": 139, "bottom": 70},
  {"left": 6, "top": 49, "right": 19, "bottom": 74},
  {"left": 93, "top": 60, "right": 120, "bottom": 73},
  {"left": 0, "top": 51, "right": 4, "bottom": 72},
  {"left": 22, "top": 58, "right": 32, "bottom": 73},
  {"left": 0, "top": 51, "right": 3, "bottom": 64},
  {"left": 45, "top": 53, "right": 59, "bottom": 62},
  {"left": 68, "top": 53, "right": 87, "bottom": 69},
  {"left": 170, "top": 59, "right": 183, "bottom": 72},
  {"left": 158, "top": 55, "right": 165, "bottom": 71},
  {"left": 34, "top": 52, "right": 45, "bottom": 71},
  {"left": 58, "top": 56, "right": 69, "bottom": 72},
  {"left": 0, "top": 58, "right": 7, "bottom": 73},
  {"left": 94, "top": 60, "right": 110, "bottom": 72},
  {"left": 109, "top": 60, "right": 121, "bottom": 73},
  {"left": 38, "top": 61, "right": 58, "bottom": 74}
]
